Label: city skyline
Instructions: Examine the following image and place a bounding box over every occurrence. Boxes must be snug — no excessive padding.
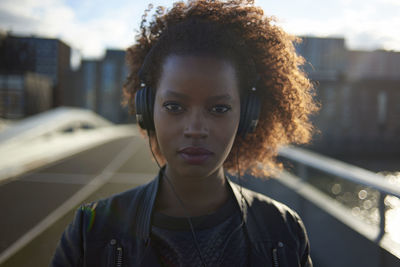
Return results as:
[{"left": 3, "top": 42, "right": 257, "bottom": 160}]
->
[{"left": 1, "top": 0, "right": 399, "bottom": 66}]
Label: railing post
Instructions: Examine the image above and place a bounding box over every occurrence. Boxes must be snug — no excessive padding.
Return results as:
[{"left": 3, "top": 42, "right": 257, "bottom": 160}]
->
[
  {"left": 375, "top": 192, "right": 387, "bottom": 242},
  {"left": 297, "top": 162, "right": 308, "bottom": 181}
]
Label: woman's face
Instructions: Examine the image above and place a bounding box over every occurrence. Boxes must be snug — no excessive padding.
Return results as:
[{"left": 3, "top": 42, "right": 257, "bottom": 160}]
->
[{"left": 153, "top": 54, "right": 241, "bottom": 179}]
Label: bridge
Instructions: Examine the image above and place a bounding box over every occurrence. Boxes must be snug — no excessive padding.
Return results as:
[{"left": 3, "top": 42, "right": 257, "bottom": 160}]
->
[{"left": 0, "top": 107, "right": 399, "bottom": 266}]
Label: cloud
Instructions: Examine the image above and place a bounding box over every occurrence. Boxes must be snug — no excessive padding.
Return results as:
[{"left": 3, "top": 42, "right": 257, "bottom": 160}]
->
[
  {"left": 0, "top": 9, "right": 42, "bottom": 33},
  {"left": 0, "top": 0, "right": 399, "bottom": 60},
  {"left": 0, "top": 0, "right": 78, "bottom": 48},
  {"left": 0, "top": 0, "right": 142, "bottom": 58},
  {"left": 0, "top": 0, "right": 178, "bottom": 58},
  {"left": 259, "top": 0, "right": 400, "bottom": 51}
]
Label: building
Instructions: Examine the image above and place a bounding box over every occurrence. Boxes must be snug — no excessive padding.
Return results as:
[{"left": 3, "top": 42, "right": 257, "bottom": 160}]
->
[
  {"left": 80, "top": 60, "right": 98, "bottom": 110},
  {"left": 0, "top": 73, "right": 53, "bottom": 119},
  {"left": 296, "top": 36, "right": 400, "bottom": 157},
  {"left": 0, "top": 33, "right": 71, "bottom": 107},
  {"left": 346, "top": 50, "right": 400, "bottom": 81},
  {"left": 97, "top": 49, "right": 128, "bottom": 123},
  {"left": 295, "top": 36, "right": 346, "bottom": 81},
  {"left": 72, "top": 49, "right": 131, "bottom": 123}
]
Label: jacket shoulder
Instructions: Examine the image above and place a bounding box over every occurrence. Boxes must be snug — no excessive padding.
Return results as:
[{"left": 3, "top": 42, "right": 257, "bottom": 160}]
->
[
  {"left": 51, "top": 178, "right": 157, "bottom": 266},
  {"left": 239, "top": 185, "right": 312, "bottom": 266},
  {"left": 240, "top": 185, "right": 307, "bottom": 244},
  {"left": 83, "top": 179, "right": 153, "bottom": 209},
  {"left": 79, "top": 178, "right": 157, "bottom": 235},
  {"left": 241, "top": 185, "right": 300, "bottom": 220}
]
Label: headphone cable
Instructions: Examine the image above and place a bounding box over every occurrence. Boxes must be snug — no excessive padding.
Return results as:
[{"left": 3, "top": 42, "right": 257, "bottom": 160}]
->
[
  {"left": 235, "top": 142, "right": 246, "bottom": 222},
  {"left": 146, "top": 131, "right": 207, "bottom": 267},
  {"left": 146, "top": 131, "right": 246, "bottom": 267}
]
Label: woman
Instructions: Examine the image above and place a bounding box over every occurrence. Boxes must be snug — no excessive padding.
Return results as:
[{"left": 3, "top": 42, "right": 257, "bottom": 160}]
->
[{"left": 52, "top": 0, "right": 318, "bottom": 266}]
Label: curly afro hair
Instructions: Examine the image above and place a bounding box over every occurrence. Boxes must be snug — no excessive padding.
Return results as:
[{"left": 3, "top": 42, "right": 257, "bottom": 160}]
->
[{"left": 122, "top": 0, "right": 319, "bottom": 178}]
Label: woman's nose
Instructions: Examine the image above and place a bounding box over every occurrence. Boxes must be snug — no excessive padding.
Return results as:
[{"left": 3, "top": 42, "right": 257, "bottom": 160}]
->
[{"left": 183, "top": 110, "right": 209, "bottom": 139}]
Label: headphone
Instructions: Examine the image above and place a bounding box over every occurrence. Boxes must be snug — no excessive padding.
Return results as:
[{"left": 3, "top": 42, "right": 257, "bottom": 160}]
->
[{"left": 135, "top": 73, "right": 261, "bottom": 138}]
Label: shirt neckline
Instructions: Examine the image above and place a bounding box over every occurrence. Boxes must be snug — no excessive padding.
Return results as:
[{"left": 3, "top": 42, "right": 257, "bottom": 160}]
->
[{"left": 152, "top": 190, "right": 238, "bottom": 231}]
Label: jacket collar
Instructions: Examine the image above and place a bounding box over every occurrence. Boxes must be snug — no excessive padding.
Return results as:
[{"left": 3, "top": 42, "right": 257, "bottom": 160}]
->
[
  {"left": 225, "top": 177, "right": 249, "bottom": 224},
  {"left": 135, "top": 166, "right": 267, "bottom": 243},
  {"left": 225, "top": 176, "right": 272, "bottom": 243},
  {"left": 133, "top": 168, "right": 160, "bottom": 242}
]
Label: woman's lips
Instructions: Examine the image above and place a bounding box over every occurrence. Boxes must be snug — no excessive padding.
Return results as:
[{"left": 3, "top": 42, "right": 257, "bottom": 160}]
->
[{"left": 178, "top": 147, "right": 213, "bottom": 165}]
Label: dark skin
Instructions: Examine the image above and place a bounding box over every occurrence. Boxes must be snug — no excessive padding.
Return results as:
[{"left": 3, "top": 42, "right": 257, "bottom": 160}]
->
[{"left": 153, "top": 55, "right": 241, "bottom": 217}]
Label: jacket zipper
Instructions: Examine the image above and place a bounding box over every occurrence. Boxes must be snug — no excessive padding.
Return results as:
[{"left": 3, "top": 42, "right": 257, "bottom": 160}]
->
[
  {"left": 116, "top": 246, "right": 123, "bottom": 267},
  {"left": 272, "top": 248, "right": 279, "bottom": 267},
  {"left": 109, "top": 239, "right": 123, "bottom": 267}
]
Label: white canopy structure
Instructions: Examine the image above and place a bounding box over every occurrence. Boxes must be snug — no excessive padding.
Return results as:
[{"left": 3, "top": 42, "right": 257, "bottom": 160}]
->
[{"left": 0, "top": 107, "right": 137, "bottom": 183}]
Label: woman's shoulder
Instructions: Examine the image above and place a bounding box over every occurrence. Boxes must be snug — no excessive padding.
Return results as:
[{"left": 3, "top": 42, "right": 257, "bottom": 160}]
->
[
  {"left": 86, "top": 176, "right": 157, "bottom": 206},
  {"left": 237, "top": 185, "right": 312, "bottom": 266},
  {"left": 51, "top": 177, "right": 159, "bottom": 266},
  {"left": 231, "top": 181, "right": 302, "bottom": 222},
  {"left": 232, "top": 182, "right": 308, "bottom": 242},
  {"left": 77, "top": 177, "right": 158, "bottom": 228}
]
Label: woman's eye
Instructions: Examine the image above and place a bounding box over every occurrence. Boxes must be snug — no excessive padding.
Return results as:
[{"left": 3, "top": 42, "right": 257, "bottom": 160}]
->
[
  {"left": 211, "top": 105, "right": 232, "bottom": 114},
  {"left": 163, "top": 102, "right": 183, "bottom": 113}
]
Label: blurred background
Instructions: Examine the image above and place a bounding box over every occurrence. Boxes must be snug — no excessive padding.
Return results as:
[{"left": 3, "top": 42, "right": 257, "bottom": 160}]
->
[{"left": 0, "top": 0, "right": 399, "bottom": 266}]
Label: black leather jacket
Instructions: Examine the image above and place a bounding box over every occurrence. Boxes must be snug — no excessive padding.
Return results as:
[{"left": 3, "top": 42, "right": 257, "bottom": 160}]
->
[{"left": 51, "top": 170, "right": 312, "bottom": 267}]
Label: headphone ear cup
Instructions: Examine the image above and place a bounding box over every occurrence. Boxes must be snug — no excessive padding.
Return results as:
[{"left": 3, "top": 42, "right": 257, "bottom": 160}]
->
[
  {"left": 237, "top": 93, "right": 249, "bottom": 137},
  {"left": 146, "top": 87, "right": 156, "bottom": 131},
  {"left": 135, "top": 87, "right": 156, "bottom": 131},
  {"left": 247, "top": 93, "right": 261, "bottom": 132},
  {"left": 237, "top": 91, "right": 261, "bottom": 138},
  {"left": 135, "top": 87, "right": 146, "bottom": 129}
]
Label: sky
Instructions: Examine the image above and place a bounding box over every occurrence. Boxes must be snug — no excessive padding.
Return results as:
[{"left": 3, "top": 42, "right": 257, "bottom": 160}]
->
[{"left": 1, "top": 0, "right": 399, "bottom": 66}]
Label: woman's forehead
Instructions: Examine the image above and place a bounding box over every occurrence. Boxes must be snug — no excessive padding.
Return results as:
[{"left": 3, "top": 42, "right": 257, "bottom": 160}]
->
[
  {"left": 162, "top": 54, "right": 236, "bottom": 74},
  {"left": 160, "top": 89, "right": 234, "bottom": 104},
  {"left": 156, "top": 54, "right": 240, "bottom": 98}
]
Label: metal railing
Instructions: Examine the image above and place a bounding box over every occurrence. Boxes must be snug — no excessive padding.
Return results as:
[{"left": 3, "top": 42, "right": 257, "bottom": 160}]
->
[{"left": 278, "top": 146, "right": 400, "bottom": 242}]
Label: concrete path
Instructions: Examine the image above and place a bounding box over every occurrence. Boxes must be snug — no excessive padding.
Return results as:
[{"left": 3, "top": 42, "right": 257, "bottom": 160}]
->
[{"left": 0, "top": 134, "right": 158, "bottom": 266}]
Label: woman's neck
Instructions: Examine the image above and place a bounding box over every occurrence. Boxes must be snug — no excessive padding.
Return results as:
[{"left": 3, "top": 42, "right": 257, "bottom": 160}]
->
[{"left": 154, "top": 165, "right": 230, "bottom": 217}]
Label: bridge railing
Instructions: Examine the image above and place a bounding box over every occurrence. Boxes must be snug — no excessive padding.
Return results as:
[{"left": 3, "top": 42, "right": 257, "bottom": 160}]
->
[{"left": 278, "top": 146, "right": 400, "bottom": 242}]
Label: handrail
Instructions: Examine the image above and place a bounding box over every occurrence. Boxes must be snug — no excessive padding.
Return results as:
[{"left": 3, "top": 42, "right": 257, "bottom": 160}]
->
[
  {"left": 278, "top": 145, "right": 400, "bottom": 242},
  {"left": 278, "top": 146, "right": 400, "bottom": 198}
]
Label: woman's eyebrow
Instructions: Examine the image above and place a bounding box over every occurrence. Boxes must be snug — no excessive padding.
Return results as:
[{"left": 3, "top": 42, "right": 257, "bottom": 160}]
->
[
  {"left": 164, "top": 90, "right": 232, "bottom": 101},
  {"left": 164, "top": 90, "right": 189, "bottom": 99}
]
